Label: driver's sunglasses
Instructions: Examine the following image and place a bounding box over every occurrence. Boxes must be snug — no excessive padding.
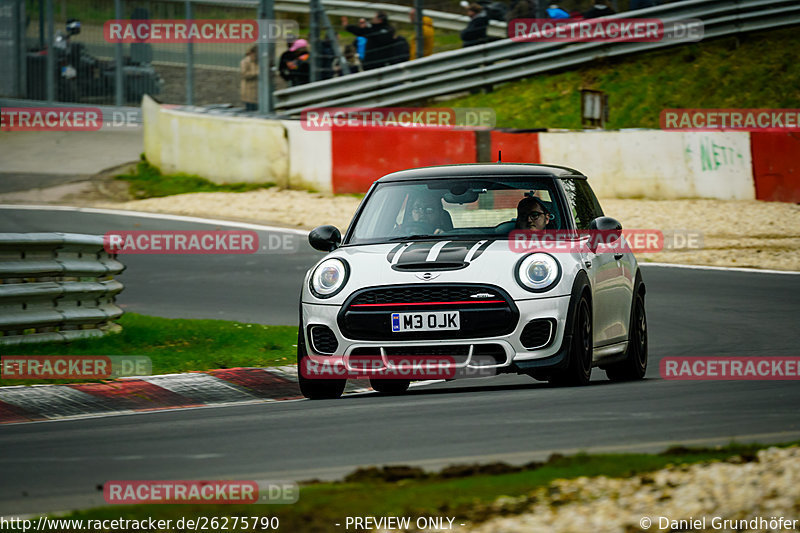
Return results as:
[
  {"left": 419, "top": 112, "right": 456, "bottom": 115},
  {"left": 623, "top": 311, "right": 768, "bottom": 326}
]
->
[
  {"left": 527, "top": 211, "right": 548, "bottom": 220},
  {"left": 412, "top": 206, "right": 436, "bottom": 215}
]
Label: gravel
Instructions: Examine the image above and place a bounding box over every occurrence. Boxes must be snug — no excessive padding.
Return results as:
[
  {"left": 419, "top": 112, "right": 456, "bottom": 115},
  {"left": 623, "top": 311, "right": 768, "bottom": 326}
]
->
[
  {"left": 455, "top": 446, "right": 800, "bottom": 533},
  {"left": 96, "top": 191, "right": 800, "bottom": 271}
]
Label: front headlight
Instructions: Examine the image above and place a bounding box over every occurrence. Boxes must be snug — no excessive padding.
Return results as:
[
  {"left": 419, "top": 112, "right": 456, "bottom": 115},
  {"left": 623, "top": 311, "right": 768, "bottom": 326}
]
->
[
  {"left": 310, "top": 258, "right": 349, "bottom": 298},
  {"left": 515, "top": 253, "right": 561, "bottom": 292}
]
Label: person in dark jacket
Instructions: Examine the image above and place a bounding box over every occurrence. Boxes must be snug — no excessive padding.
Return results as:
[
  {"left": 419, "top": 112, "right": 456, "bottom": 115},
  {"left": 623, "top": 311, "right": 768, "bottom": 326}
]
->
[
  {"left": 278, "top": 34, "right": 298, "bottom": 84},
  {"left": 461, "top": 3, "right": 489, "bottom": 47},
  {"left": 342, "top": 12, "right": 396, "bottom": 70},
  {"left": 285, "top": 39, "right": 310, "bottom": 86},
  {"left": 583, "top": 1, "right": 616, "bottom": 18}
]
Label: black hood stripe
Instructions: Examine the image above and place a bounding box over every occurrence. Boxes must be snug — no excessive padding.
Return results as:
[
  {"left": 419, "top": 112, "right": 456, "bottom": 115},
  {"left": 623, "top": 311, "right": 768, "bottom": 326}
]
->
[
  {"left": 388, "top": 241, "right": 485, "bottom": 266},
  {"left": 386, "top": 243, "right": 405, "bottom": 263},
  {"left": 470, "top": 240, "right": 493, "bottom": 261}
]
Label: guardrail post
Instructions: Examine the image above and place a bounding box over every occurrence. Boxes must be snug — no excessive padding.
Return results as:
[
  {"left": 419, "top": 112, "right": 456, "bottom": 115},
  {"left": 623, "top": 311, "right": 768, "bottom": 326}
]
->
[
  {"left": 185, "top": 0, "right": 194, "bottom": 105},
  {"left": 114, "top": 0, "right": 123, "bottom": 106},
  {"left": 258, "top": 0, "right": 275, "bottom": 113},
  {"left": 44, "top": 0, "right": 53, "bottom": 102}
]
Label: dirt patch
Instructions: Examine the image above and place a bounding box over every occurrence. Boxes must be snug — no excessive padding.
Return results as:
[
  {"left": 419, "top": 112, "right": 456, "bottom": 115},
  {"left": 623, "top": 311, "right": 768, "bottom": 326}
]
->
[{"left": 95, "top": 191, "right": 800, "bottom": 271}]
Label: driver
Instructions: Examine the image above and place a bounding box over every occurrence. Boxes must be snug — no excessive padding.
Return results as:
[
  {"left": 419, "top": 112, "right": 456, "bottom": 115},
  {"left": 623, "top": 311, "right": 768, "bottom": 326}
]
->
[
  {"left": 403, "top": 196, "right": 450, "bottom": 235},
  {"left": 515, "top": 196, "right": 552, "bottom": 230}
]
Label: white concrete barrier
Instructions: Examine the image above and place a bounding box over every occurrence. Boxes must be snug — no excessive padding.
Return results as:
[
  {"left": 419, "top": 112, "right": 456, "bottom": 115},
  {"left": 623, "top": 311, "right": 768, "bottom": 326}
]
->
[
  {"left": 142, "top": 96, "right": 289, "bottom": 186},
  {"left": 281, "top": 120, "right": 332, "bottom": 193},
  {"left": 538, "top": 131, "right": 755, "bottom": 200}
]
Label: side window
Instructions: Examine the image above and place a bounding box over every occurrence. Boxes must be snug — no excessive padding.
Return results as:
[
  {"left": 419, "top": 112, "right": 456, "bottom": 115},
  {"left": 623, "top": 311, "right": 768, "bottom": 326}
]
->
[{"left": 560, "top": 179, "right": 604, "bottom": 230}]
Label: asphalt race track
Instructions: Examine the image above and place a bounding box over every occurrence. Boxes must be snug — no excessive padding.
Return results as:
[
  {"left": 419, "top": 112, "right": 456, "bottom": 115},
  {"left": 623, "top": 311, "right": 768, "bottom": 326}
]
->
[{"left": 1, "top": 207, "right": 799, "bottom": 516}]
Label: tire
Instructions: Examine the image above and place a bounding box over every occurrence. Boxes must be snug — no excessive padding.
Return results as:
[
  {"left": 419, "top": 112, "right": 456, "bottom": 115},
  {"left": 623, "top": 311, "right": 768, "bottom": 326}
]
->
[
  {"left": 297, "top": 328, "right": 346, "bottom": 400},
  {"left": 550, "top": 294, "right": 593, "bottom": 386},
  {"left": 605, "top": 287, "right": 648, "bottom": 382},
  {"left": 369, "top": 378, "right": 410, "bottom": 395}
]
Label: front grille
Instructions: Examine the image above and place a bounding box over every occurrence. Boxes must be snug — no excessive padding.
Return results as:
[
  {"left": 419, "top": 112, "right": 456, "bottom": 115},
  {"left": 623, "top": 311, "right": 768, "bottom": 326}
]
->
[
  {"left": 520, "top": 319, "right": 555, "bottom": 349},
  {"left": 339, "top": 284, "right": 518, "bottom": 341},
  {"left": 349, "top": 285, "right": 505, "bottom": 306},
  {"left": 309, "top": 325, "right": 339, "bottom": 354}
]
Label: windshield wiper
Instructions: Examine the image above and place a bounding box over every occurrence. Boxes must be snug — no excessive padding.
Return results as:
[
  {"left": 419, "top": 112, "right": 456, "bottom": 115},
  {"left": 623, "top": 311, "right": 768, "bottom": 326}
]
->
[{"left": 386, "top": 234, "right": 439, "bottom": 241}]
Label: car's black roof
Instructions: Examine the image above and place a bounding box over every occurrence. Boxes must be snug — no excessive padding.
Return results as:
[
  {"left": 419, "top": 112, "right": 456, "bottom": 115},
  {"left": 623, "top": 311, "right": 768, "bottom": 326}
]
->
[{"left": 376, "top": 163, "right": 587, "bottom": 183}]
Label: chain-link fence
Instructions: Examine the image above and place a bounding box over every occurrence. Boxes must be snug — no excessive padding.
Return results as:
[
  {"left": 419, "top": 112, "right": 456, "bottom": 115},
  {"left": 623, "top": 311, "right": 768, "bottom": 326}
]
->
[{"left": 1, "top": 0, "right": 683, "bottom": 109}]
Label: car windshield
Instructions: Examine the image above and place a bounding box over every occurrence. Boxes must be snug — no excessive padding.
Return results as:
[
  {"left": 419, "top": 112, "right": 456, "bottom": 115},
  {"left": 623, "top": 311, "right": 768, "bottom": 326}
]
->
[{"left": 347, "top": 178, "right": 565, "bottom": 245}]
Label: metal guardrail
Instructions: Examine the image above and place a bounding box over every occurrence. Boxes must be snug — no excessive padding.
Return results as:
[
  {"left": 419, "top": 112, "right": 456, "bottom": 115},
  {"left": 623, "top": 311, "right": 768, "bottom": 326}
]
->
[
  {"left": 274, "top": 0, "right": 800, "bottom": 115},
  {"left": 0, "top": 233, "right": 125, "bottom": 346}
]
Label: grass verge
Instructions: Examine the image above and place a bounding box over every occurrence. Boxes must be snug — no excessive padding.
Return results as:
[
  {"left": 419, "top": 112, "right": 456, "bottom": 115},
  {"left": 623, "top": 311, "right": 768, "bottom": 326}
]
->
[
  {"left": 440, "top": 27, "right": 800, "bottom": 129},
  {"left": 1, "top": 313, "right": 296, "bottom": 386},
  {"left": 116, "top": 158, "right": 275, "bottom": 200},
  {"left": 56, "top": 441, "right": 799, "bottom": 531}
]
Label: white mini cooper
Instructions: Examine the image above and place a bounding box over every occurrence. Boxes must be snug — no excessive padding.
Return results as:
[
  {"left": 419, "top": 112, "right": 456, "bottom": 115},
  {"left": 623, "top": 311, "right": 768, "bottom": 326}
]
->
[{"left": 298, "top": 164, "right": 647, "bottom": 399}]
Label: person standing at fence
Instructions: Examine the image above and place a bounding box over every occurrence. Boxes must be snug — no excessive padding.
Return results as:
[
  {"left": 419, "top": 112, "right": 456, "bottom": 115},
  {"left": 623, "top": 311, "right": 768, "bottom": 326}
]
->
[
  {"left": 461, "top": 3, "right": 489, "bottom": 47},
  {"left": 278, "top": 34, "right": 298, "bottom": 86},
  {"left": 332, "top": 44, "right": 364, "bottom": 77},
  {"left": 240, "top": 45, "right": 258, "bottom": 111},
  {"left": 342, "top": 12, "right": 397, "bottom": 70},
  {"left": 286, "top": 39, "right": 311, "bottom": 86},
  {"left": 408, "top": 9, "right": 435, "bottom": 59},
  {"left": 583, "top": 0, "right": 616, "bottom": 18}
]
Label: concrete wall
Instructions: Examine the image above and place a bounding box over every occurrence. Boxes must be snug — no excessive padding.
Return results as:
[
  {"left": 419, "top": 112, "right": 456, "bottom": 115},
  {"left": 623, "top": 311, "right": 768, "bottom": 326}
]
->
[
  {"left": 143, "top": 96, "right": 289, "bottom": 187},
  {"left": 537, "top": 131, "right": 755, "bottom": 200},
  {"left": 145, "top": 99, "right": 800, "bottom": 202},
  {"left": 280, "top": 119, "right": 332, "bottom": 193}
]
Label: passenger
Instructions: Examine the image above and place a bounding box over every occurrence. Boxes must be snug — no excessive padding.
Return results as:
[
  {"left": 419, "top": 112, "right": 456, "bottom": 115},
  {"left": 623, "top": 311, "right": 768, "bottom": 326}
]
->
[{"left": 515, "top": 196, "right": 552, "bottom": 230}]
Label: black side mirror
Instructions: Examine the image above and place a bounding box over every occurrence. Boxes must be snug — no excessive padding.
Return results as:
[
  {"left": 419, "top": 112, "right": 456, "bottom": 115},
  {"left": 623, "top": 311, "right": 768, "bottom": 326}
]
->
[
  {"left": 588, "top": 216, "right": 623, "bottom": 250},
  {"left": 308, "top": 225, "right": 341, "bottom": 252}
]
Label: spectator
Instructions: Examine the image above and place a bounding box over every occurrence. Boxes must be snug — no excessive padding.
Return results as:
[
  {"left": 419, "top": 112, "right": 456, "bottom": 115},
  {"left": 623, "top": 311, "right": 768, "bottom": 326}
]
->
[
  {"left": 278, "top": 34, "right": 297, "bottom": 85},
  {"left": 332, "top": 44, "right": 363, "bottom": 77},
  {"left": 390, "top": 33, "right": 411, "bottom": 64},
  {"left": 285, "top": 39, "right": 310, "bottom": 86},
  {"left": 239, "top": 45, "right": 258, "bottom": 111},
  {"left": 546, "top": 4, "right": 570, "bottom": 18},
  {"left": 505, "top": 0, "right": 537, "bottom": 23},
  {"left": 630, "top": 0, "right": 658, "bottom": 9},
  {"left": 342, "top": 12, "right": 396, "bottom": 70},
  {"left": 461, "top": 3, "right": 489, "bottom": 47},
  {"left": 583, "top": 0, "right": 616, "bottom": 18},
  {"left": 408, "top": 9, "right": 434, "bottom": 60}
]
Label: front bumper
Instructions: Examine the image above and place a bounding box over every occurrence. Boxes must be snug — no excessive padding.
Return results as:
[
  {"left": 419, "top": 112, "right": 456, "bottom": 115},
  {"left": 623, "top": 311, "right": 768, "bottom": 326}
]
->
[{"left": 301, "top": 293, "right": 572, "bottom": 373}]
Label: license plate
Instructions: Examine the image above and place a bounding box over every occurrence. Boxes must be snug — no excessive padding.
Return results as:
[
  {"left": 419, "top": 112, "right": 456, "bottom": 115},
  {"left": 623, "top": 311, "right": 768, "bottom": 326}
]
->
[{"left": 391, "top": 311, "right": 460, "bottom": 332}]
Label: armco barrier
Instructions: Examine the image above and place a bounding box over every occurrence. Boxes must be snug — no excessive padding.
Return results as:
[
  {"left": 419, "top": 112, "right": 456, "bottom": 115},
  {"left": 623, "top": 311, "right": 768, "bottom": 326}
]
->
[
  {"left": 331, "top": 126, "right": 477, "bottom": 194},
  {"left": 142, "top": 96, "right": 289, "bottom": 186},
  {"left": 0, "top": 233, "right": 125, "bottom": 346},
  {"left": 750, "top": 132, "right": 800, "bottom": 203}
]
